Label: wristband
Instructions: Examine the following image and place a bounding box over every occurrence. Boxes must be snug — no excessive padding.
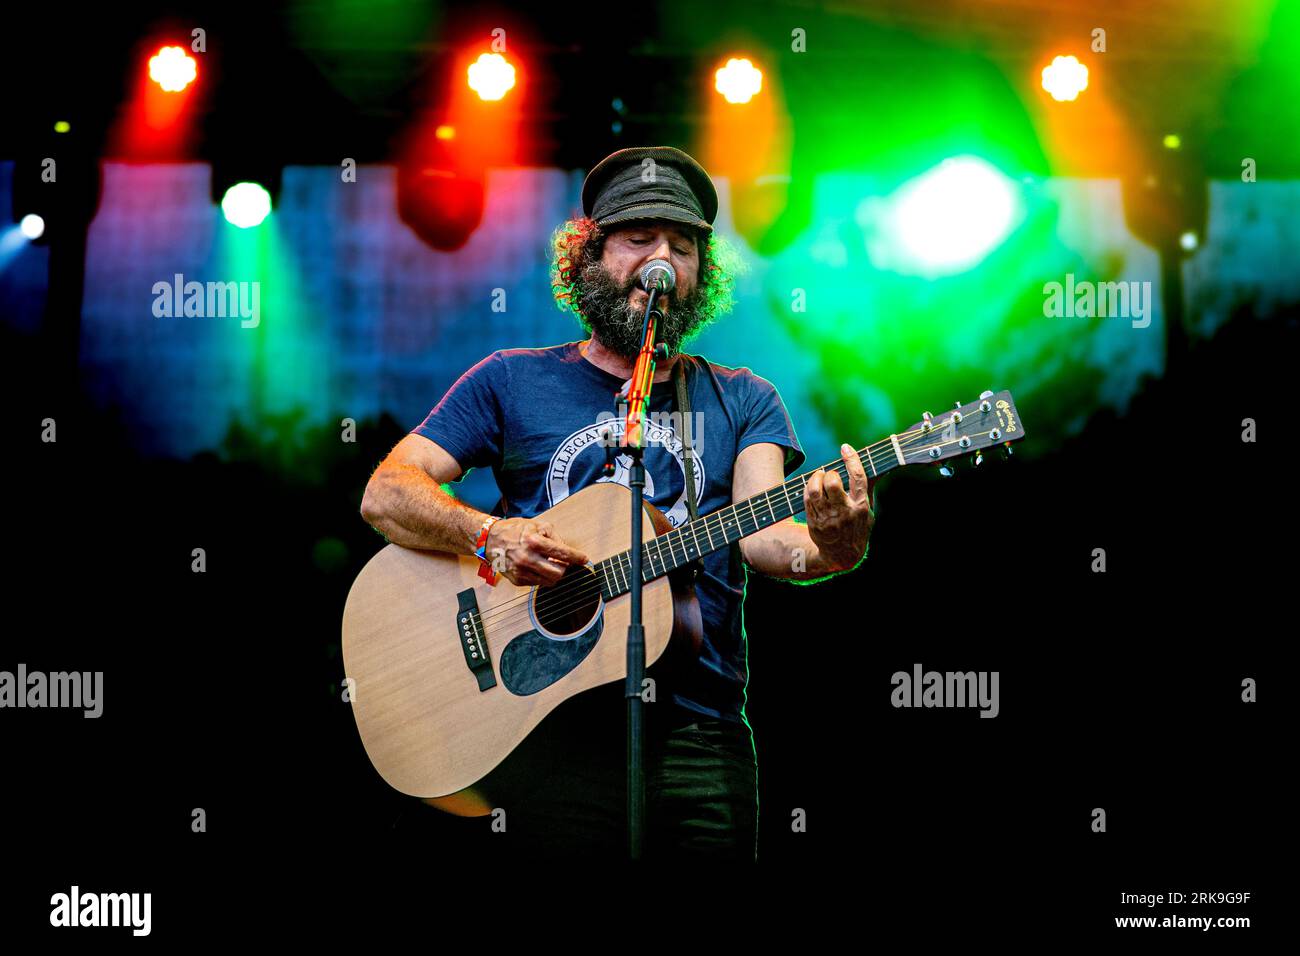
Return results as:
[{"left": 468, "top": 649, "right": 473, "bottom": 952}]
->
[{"left": 473, "top": 515, "right": 501, "bottom": 585}]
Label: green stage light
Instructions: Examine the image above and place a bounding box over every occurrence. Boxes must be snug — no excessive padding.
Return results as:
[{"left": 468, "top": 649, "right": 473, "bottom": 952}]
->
[
  {"left": 882, "top": 156, "right": 1020, "bottom": 276},
  {"left": 221, "top": 182, "right": 272, "bottom": 229}
]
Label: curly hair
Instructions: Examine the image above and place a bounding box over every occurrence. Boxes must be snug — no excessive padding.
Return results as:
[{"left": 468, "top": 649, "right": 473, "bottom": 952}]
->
[{"left": 549, "top": 217, "right": 743, "bottom": 334}]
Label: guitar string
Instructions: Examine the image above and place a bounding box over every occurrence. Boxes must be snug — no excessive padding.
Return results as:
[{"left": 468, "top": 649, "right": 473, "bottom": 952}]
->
[
  {"left": 473, "top": 424, "right": 1011, "bottom": 636},
  {"left": 470, "top": 420, "right": 1014, "bottom": 634},
  {"left": 472, "top": 422, "right": 1013, "bottom": 633},
  {"left": 470, "top": 423, "right": 934, "bottom": 631}
]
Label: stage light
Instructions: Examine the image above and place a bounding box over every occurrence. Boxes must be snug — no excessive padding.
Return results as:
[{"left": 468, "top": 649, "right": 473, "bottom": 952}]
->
[
  {"left": 220, "top": 182, "right": 272, "bottom": 229},
  {"left": 878, "top": 156, "right": 1020, "bottom": 276},
  {"left": 20, "top": 214, "right": 45, "bottom": 240},
  {"left": 54, "top": 121, "right": 70, "bottom": 133},
  {"left": 435, "top": 125, "right": 455, "bottom": 140},
  {"left": 149, "top": 45, "right": 197, "bottom": 93},
  {"left": 1163, "top": 133, "right": 1182, "bottom": 150},
  {"left": 10, "top": 154, "right": 101, "bottom": 241},
  {"left": 397, "top": 165, "right": 484, "bottom": 251},
  {"left": 467, "top": 53, "right": 516, "bottom": 101},
  {"left": 1179, "top": 230, "right": 1198, "bottom": 251},
  {"left": 715, "top": 58, "right": 762, "bottom": 104},
  {"left": 1041, "top": 55, "right": 1088, "bottom": 102}
]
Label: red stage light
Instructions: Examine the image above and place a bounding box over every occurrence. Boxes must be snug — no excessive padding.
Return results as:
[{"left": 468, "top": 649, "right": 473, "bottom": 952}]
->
[{"left": 149, "top": 46, "right": 197, "bottom": 93}]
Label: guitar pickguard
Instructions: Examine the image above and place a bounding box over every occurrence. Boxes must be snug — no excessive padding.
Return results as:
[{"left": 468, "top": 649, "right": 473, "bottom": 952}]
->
[{"left": 498, "top": 613, "right": 605, "bottom": 696}]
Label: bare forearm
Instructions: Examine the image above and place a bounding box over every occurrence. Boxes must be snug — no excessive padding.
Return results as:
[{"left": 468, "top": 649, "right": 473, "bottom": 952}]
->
[
  {"left": 360, "top": 464, "right": 486, "bottom": 553},
  {"left": 742, "top": 518, "right": 861, "bottom": 583}
]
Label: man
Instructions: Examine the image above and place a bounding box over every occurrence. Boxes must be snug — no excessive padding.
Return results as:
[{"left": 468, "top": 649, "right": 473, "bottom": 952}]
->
[{"left": 360, "top": 145, "right": 875, "bottom": 861}]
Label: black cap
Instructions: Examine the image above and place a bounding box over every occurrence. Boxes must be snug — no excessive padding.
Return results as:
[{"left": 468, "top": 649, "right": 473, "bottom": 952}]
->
[{"left": 581, "top": 146, "right": 718, "bottom": 234}]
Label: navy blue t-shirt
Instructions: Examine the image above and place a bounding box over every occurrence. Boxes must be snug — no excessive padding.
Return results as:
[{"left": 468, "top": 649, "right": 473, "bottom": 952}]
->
[{"left": 410, "top": 340, "right": 805, "bottom": 723}]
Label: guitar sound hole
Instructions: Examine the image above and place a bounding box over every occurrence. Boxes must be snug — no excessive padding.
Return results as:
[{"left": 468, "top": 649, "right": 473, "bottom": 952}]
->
[{"left": 533, "top": 564, "right": 601, "bottom": 637}]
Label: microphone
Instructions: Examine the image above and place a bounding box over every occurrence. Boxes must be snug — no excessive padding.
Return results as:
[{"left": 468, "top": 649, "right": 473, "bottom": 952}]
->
[{"left": 637, "top": 259, "right": 676, "bottom": 293}]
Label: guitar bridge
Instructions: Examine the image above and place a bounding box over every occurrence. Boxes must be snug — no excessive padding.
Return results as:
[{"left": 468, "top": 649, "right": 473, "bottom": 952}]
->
[{"left": 456, "top": 588, "right": 497, "bottom": 692}]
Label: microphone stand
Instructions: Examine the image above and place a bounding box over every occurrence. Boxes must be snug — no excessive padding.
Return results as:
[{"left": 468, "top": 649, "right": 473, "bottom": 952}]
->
[{"left": 605, "top": 282, "right": 669, "bottom": 862}]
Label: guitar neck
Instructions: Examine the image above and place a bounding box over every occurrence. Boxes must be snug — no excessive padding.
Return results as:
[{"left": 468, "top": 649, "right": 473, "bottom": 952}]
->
[
  {"left": 593, "top": 442, "right": 903, "bottom": 598},
  {"left": 589, "top": 388, "right": 1024, "bottom": 598}
]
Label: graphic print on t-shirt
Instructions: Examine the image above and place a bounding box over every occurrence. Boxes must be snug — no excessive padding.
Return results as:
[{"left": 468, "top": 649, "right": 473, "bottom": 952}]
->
[{"left": 546, "top": 413, "right": 704, "bottom": 530}]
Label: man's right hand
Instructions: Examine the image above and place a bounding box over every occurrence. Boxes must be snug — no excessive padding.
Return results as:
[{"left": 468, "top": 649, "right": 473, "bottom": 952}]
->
[{"left": 483, "top": 517, "right": 589, "bottom": 587}]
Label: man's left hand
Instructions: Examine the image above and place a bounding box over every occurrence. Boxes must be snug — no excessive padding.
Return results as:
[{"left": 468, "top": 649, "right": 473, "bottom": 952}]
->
[{"left": 805, "top": 443, "right": 876, "bottom": 573}]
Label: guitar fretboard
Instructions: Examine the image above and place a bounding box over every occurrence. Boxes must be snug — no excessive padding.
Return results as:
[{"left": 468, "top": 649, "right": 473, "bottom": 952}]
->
[{"left": 594, "top": 443, "right": 900, "bottom": 598}]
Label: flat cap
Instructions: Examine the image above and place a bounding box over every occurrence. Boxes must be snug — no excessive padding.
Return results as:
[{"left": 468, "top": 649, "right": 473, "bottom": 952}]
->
[{"left": 581, "top": 146, "right": 718, "bottom": 234}]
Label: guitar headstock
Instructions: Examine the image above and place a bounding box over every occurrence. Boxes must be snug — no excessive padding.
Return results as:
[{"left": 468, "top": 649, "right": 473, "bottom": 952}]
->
[{"left": 896, "top": 390, "right": 1025, "bottom": 471}]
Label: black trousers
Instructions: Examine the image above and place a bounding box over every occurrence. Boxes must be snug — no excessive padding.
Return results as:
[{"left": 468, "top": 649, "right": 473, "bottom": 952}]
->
[{"left": 476, "top": 683, "right": 759, "bottom": 862}]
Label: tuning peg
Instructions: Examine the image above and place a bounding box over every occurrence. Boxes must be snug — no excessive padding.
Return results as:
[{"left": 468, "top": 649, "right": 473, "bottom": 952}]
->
[
  {"left": 938, "top": 462, "right": 957, "bottom": 477},
  {"left": 1000, "top": 442, "right": 1014, "bottom": 459},
  {"left": 979, "top": 390, "right": 993, "bottom": 400},
  {"left": 921, "top": 411, "right": 933, "bottom": 431},
  {"left": 974, "top": 450, "right": 984, "bottom": 467}
]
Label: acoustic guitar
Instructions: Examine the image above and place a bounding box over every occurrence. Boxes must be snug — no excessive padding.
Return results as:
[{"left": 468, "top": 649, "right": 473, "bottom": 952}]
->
[{"left": 342, "top": 390, "right": 1025, "bottom": 814}]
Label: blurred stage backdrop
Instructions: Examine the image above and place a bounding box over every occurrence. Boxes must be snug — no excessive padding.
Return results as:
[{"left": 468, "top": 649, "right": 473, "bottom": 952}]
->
[{"left": 1, "top": 0, "right": 1293, "bottom": 907}]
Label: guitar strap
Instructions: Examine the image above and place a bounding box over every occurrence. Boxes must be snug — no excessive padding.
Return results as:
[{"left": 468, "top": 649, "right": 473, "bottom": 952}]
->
[
  {"left": 489, "top": 354, "right": 733, "bottom": 586},
  {"left": 673, "top": 356, "right": 705, "bottom": 583}
]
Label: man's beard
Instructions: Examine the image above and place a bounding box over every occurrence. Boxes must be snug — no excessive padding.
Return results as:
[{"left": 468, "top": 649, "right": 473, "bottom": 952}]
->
[{"left": 576, "top": 259, "right": 709, "bottom": 361}]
